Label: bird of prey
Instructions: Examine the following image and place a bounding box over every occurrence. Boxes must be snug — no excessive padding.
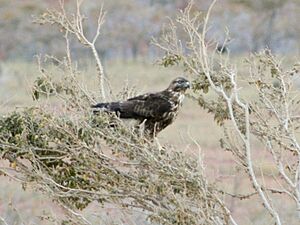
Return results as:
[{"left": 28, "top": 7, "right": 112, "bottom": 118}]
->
[{"left": 91, "top": 77, "right": 190, "bottom": 138}]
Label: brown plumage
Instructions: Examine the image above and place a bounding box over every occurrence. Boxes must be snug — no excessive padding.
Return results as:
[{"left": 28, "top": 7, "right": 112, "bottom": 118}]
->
[{"left": 92, "top": 77, "right": 190, "bottom": 137}]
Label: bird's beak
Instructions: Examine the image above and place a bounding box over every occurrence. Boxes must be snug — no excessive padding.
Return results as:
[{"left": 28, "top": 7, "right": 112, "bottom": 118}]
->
[{"left": 184, "top": 81, "right": 191, "bottom": 89}]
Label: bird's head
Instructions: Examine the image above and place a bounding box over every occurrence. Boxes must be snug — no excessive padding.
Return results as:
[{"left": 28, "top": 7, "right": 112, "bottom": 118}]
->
[{"left": 167, "top": 77, "right": 191, "bottom": 92}]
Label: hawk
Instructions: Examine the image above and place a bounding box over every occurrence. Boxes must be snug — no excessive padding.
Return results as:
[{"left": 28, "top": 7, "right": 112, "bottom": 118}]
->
[{"left": 92, "top": 77, "right": 190, "bottom": 137}]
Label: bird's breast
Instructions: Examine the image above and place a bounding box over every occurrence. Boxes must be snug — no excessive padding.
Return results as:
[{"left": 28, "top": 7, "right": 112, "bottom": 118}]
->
[
  {"left": 178, "top": 93, "right": 185, "bottom": 105},
  {"left": 171, "top": 92, "right": 185, "bottom": 105}
]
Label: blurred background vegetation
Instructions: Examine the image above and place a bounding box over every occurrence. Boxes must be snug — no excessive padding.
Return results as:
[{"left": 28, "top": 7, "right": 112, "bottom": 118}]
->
[{"left": 0, "top": 0, "right": 299, "bottom": 62}]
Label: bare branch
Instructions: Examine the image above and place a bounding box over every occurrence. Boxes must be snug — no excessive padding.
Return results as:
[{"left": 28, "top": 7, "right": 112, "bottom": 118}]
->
[
  {"left": 34, "top": 0, "right": 106, "bottom": 100},
  {"left": 154, "top": 0, "right": 300, "bottom": 223}
]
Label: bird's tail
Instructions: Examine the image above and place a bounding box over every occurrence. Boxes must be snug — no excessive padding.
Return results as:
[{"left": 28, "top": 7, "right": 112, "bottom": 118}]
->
[
  {"left": 91, "top": 102, "right": 121, "bottom": 114},
  {"left": 91, "top": 102, "right": 110, "bottom": 109}
]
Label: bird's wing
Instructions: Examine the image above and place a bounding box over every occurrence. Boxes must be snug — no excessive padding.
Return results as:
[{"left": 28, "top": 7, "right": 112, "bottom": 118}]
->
[{"left": 119, "top": 92, "right": 172, "bottom": 119}]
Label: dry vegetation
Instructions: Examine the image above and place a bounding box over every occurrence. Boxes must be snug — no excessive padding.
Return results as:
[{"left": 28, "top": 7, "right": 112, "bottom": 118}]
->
[
  {"left": 1, "top": 0, "right": 300, "bottom": 225},
  {"left": 153, "top": 1, "right": 300, "bottom": 224}
]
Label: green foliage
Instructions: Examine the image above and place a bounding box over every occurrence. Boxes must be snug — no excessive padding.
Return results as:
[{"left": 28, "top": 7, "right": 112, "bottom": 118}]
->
[
  {"left": 0, "top": 108, "right": 102, "bottom": 209},
  {"left": 159, "top": 53, "right": 182, "bottom": 67},
  {"left": 0, "top": 104, "right": 230, "bottom": 224},
  {"left": 32, "top": 76, "right": 64, "bottom": 100},
  {"left": 190, "top": 67, "right": 236, "bottom": 126},
  {"left": 191, "top": 69, "right": 233, "bottom": 94}
]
